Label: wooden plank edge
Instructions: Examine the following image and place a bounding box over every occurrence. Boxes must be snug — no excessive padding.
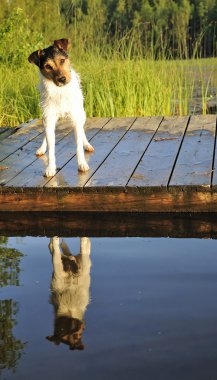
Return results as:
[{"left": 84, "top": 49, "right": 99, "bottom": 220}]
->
[{"left": 1, "top": 186, "right": 217, "bottom": 212}]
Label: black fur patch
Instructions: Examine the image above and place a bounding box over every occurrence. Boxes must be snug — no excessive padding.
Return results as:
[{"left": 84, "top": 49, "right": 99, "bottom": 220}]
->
[
  {"left": 39, "top": 45, "right": 68, "bottom": 69},
  {"left": 55, "top": 316, "right": 82, "bottom": 337}
]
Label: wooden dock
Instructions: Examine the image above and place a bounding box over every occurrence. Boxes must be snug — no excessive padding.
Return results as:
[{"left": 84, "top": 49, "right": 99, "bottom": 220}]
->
[{"left": 0, "top": 115, "right": 217, "bottom": 213}]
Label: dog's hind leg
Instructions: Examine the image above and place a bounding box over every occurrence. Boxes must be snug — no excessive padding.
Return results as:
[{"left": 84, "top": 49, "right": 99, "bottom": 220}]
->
[
  {"left": 74, "top": 122, "right": 90, "bottom": 172},
  {"left": 36, "top": 136, "right": 47, "bottom": 156},
  {"left": 60, "top": 240, "right": 72, "bottom": 256},
  {"left": 83, "top": 130, "right": 94, "bottom": 152},
  {"left": 43, "top": 114, "right": 57, "bottom": 177}
]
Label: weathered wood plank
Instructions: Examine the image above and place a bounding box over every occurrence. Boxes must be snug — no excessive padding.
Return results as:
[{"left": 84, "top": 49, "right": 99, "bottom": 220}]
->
[
  {"left": 6, "top": 118, "right": 109, "bottom": 187},
  {"left": 1, "top": 187, "right": 217, "bottom": 212},
  {"left": 84, "top": 116, "right": 162, "bottom": 188},
  {"left": 127, "top": 116, "right": 188, "bottom": 188},
  {"left": 0, "top": 127, "right": 9, "bottom": 135},
  {"left": 0, "top": 120, "right": 75, "bottom": 186},
  {"left": 0, "top": 127, "right": 18, "bottom": 141},
  {"left": 1, "top": 212, "right": 217, "bottom": 238},
  {"left": 46, "top": 117, "right": 136, "bottom": 188},
  {"left": 0, "top": 120, "right": 44, "bottom": 162},
  {"left": 1, "top": 116, "right": 217, "bottom": 214},
  {"left": 169, "top": 115, "right": 216, "bottom": 187}
]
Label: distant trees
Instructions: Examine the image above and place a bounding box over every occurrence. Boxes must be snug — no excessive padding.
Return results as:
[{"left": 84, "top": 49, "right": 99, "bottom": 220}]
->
[
  {"left": 0, "top": 0, "right": 216, "bottom": 58},
  {"left": 0, "top": 299, "right": 25, "bottom": 374},
  {"left": 0, "top": 239, "right": 25, "bottom": 374},
  {"left": 99, "top": 0, "right": 217, "bottom": 57}
]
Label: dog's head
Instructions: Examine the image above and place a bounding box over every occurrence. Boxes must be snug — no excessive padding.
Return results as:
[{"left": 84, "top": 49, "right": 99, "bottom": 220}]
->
[
  {"left": 28, "top": 38, "right": 71, "bottom": 87},
  {"left": 46, "top": 316, "right": 85, "bottom": 350}
]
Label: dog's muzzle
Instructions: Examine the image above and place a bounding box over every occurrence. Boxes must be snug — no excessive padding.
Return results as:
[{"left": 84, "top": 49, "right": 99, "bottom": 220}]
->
[{"left": 57, "top": 76, "right": 67, "bottom": 85}]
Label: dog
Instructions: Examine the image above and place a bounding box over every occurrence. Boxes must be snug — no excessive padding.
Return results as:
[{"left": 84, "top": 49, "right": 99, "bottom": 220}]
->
[
  {"left": 47, "top": 237, "right": 91, "bottom": 350},
  {"left": 28, "top": 38, "right": 94, "bottom": 177}
]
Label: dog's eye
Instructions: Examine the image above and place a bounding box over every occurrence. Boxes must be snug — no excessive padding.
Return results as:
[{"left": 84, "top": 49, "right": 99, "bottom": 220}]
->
[
  {"left": 45, "top": 64, "right": 52, "bottom": 70},
  {"left": 60, "top": 59, "right": 65, "bottom": 65}
]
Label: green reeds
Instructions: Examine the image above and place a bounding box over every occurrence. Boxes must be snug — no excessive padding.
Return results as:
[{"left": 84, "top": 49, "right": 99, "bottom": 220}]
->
[{"left": 0, "top": 54, "right": 216, "bottom": 126}]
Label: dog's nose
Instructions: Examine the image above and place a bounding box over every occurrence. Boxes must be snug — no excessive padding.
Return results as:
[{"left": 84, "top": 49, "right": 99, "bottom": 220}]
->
[{"left": 58, "top": 76, "right": 66, "bottom": 84}]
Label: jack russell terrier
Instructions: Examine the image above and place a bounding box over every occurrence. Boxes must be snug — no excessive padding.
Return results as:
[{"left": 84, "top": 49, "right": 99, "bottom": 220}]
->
[{"left": 28, "top": 38, "right": 94, "bottom": 177}]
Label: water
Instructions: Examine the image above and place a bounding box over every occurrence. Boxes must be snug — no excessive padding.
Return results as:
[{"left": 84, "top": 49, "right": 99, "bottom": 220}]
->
[
  {"left": 1, "top": 236, "right": 217, "bottom": 380},
  {"left": 177, "top": 62, "right": 217, "bottom": 115}
]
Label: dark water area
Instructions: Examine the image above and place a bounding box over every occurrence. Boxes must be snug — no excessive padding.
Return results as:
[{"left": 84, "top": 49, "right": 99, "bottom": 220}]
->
[
  {"left": 178, "top": 61, "right": 217, "bottom": 115},
  {"left": 1, "top": 236, "right": 217, "bottom": 380}
]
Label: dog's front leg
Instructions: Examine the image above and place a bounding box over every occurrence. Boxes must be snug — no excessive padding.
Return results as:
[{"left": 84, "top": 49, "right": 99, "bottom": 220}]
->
[
  {"left": 44, "top": 114, "right": 57, "bottom": 177},
  {"left": 49, "top": 237, "right": 65, "bottom": 279},
  {"left": 80, "top": 237, "right": 91, "bottom": 274},
  {"left": 74, "top": 123, "right": 89, "bottom": 172}
]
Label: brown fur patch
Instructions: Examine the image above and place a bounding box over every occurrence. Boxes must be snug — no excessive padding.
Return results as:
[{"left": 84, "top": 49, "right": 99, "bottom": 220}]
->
[
  {"left": 46, "top": 317, "right": 85, "bottom": 350},
  {"left": 54, "top": 38, "right": 71, "bottom": 53},
  {"left": 28, "top": 39, "right": 71, "bottom": 87},
  {"left": 41, "top": 55, "right": 71, "bottom": 86},
  {"left": 61, "top": 253, "right": 82, "bottom": 276}
]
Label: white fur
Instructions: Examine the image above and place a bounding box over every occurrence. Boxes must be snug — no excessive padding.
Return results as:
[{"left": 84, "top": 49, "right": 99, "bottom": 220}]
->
[
  {"left": 49, "top": 237, "right": 91, "bottom": 321},
  {"left": 37, "top": 69, "right": 93, "bottom": 177}
]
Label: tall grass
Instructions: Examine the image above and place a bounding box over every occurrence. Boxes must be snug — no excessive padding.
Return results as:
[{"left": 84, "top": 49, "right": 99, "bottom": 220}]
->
[
  {"left": 0, "top": 55, "right": 216, "bottom": 127},
  {"left": 0, "top": 66, "right": 40, "bottom": 126},
  {"left": 72, "top": 55, "right": 217, "bottom": 118},
  {"left": 0, "top": 9, "right": 216, "bottom": 127}
]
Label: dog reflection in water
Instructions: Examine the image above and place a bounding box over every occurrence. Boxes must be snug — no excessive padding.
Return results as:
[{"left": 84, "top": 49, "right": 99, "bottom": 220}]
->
[{"left": 47, "top": 237, "right": 91, "bottom": 350}]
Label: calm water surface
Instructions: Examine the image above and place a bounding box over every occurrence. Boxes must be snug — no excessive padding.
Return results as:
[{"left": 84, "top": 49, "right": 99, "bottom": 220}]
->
[{"left": 1, "top": 236, "right": 217, "bottom": 380}]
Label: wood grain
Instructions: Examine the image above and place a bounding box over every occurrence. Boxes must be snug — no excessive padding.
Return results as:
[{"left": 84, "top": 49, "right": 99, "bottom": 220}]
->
[
  {"left": 1, "top": 116, "right": 217, "bottom": 213},
  {"left": 0, "top": 120, "right": 44, "bottom": 162},
  {"left": 1, "top": 187, "right": 217, "bottom": 212},
  {"left": 128, "top": 116, "right": 188, "bottom": 188},
  {"left": 0, "top": 125, "right": 73, "bottom": 186},
  {"left": 6, "top": 118, "right": 109, "bottom": 187},
  {"left": 0, "top": 127, "right": 18, "bottom": 141},
  {"left": 169, "top": 115, "right": 216, "bottom": 187},
  {"left": 46, "top": 117, "right": 135, "bottom": 188},
  {"left": 85, "top": 116, "right": 162, "bottom": 187}
]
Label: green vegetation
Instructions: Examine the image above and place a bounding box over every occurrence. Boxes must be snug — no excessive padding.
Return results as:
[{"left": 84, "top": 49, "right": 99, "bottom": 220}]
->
[
  {"left": 0, "top": 299, "right": 25, "bottom": 374},
  {"left": 0, "top": 238, "right": 25, "bottom": 374},
  {"left": 1, "top": 50, "right": 216, "bottom": 126},
  {"left": 0, "top": 1, "right": 216, "bottom": 126},
  {"left": 0, "top": 236, "right": 24, "bottom": 287}
]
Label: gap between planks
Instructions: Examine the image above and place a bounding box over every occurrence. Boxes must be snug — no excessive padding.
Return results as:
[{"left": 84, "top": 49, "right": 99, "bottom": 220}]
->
[{"left": 2, "top": 118, "right": 110, "bottom": 187}]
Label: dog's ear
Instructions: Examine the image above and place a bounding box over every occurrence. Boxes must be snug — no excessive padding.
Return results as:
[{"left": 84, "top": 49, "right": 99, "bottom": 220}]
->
[
  {"left": 28, "top": 50, "right": 42, "bottom": 67},
  {"left": 70, "top": 342, "right": 85, "bottom": 350},
  {"left": 54, "top": 38, "right": 70, "bottom": 53},
  {"left": 46, "top": 335, "right": 60, "bottom": 345}
]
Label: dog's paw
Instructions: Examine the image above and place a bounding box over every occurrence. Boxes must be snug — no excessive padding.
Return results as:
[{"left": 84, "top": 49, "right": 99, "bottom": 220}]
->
[
  {"left": 36, "top": 147, "right": 46, "bottom": 157},
  {"left": 78, "top": 161, "right": 89, "bottom": 172},
  {"left": 84, "top": 143, "right": 94, "bottom": 152},
  {"left": 81, "top": 237, "right": 91, "bottom": 254},
  {"left": 49, "top": 237, "right": 60, "bottom": 254},
  {"left": 44, "top": 166, "right": 56, "bottom": 177},
  {"left": 52, "top": 236, "right": 60, "bottom": 248}
]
